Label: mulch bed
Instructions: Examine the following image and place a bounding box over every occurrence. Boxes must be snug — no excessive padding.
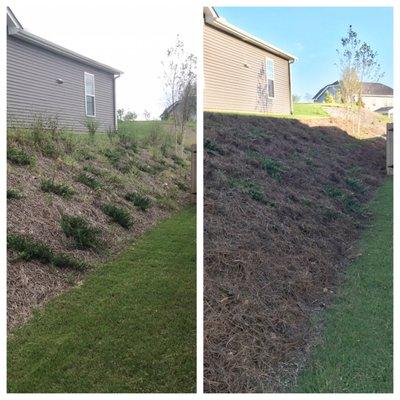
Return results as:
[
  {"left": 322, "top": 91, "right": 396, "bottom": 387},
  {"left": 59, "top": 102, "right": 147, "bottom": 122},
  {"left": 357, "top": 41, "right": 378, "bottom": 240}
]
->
[
  {"left": 8, "top": 147, "right": 190, "bottom": 332},
  {"left": 203, "top": 112, "right": 386, "bottom": 392}
]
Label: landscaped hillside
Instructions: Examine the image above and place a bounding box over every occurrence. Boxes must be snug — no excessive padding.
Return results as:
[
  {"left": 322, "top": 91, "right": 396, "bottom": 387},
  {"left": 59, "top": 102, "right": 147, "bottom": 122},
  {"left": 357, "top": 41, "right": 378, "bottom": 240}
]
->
[
  {"left": 203, "top": 112, "right": 387, "bottom": 392},
  {"left": 7, "top": 121, "right": 193, "bottom": 331}
]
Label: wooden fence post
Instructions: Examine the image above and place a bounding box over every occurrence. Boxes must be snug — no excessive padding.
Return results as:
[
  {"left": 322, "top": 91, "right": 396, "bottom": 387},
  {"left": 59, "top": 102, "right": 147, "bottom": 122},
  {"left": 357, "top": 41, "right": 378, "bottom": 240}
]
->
[
  {"left": 190, "top": 144, "right": 196, "bottom": 203},
  {"left": 386, "top": 123, "right": 393, "bottom": 175}
]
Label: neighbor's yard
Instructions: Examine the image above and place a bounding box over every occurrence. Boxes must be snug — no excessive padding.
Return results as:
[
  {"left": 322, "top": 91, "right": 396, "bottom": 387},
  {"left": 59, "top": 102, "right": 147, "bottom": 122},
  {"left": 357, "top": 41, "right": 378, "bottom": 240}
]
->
[
  {"left": 295, "top": 177, "right": 393, "bottom": 393},
  {"left": 8, "top": 207, "right": 196, "bottom": 393}
]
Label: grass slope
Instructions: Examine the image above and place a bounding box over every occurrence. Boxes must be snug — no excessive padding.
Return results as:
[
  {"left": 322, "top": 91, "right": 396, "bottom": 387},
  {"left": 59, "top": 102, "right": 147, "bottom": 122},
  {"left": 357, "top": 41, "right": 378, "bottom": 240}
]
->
[
  {"left": 8, "top": 207, "right": 196, "bottom": 393},
  {"left": 295, "top": 178, "right": 393, "bottom": 393}
]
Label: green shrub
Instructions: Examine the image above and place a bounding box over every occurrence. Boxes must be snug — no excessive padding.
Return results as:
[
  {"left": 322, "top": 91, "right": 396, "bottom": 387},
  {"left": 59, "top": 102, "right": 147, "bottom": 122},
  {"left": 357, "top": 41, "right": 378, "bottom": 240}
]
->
[
  {"left": 41, "top": 179, "right": 74, "bottom": 198},
  {"left": 7, "top": 189, "right": 22, "bottom": 199},
  {"left": 76, "top": 172, "right": 102, "bottom": 190},
  {"left": 101, "top": 203, "right": 132, "bottom": 229},
  {"left": 8, "top": 233, "right": 86, "bottom": 270},
  {"left": 204, "top": 139, "right": 223, "bottom": 155},
  {"left": 8, "top": 234, "right": 53, "bottom": 263},
  {"left": 7, "top": 147, "right": 34, "bottom": 165},
  {"left": 260, "top": 157, "right": 284, "bottom": 181},
  {"left": 53, "top": 253, "right": 86, "bottom": 271},
  {"left": 60, "top": 215, "right": 100, "bottom": 249},
  {"left": 84, "top": 118, "right": 99, "bottom": 139},
  {"left": 345, "top": 177, "right": 365, "bottom": 193},
  {"left": 324, "top": 185, "right": 343, "bottom": 199},
  {"left": 342, "top": 195, "right": 364, "bottom": 215},
  {"left": 171, "top": 154, "right": 186, "bottom": 167},
  {"left": 83, "top": 164, "right": 103, "bottom": 176},
  {"left": 124, "top": 192, "right": 151, "bottom": 211}
]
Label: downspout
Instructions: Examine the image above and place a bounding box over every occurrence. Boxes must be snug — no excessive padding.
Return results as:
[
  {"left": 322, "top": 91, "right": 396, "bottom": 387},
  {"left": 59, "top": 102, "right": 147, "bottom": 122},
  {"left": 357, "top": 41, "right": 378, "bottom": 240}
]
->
[
  {"left": 289, "top": 59, "right": 294, "bottom": 115},
  {"left": 113, "top": 73, "right": 121, "bottom": 130}
]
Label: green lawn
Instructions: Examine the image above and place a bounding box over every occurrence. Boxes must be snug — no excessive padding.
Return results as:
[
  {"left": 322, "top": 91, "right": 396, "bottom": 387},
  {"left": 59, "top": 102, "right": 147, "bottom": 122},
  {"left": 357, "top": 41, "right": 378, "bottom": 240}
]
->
[
  {"left": 204, "top": 103, "right": 331, "bottom": 119},
  {"left": 293, "top": 103, "right": 330, "bottom": 118},
  {"left": 295, "top": 178, "right": 393, "bottom": 393},
  {"left": 8, "top": 207, "right": 196, "bottom": 393}
]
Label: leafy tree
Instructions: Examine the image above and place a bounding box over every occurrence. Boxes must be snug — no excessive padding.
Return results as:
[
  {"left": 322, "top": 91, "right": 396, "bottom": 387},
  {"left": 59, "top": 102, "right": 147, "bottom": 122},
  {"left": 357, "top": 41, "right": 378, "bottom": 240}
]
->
[
  {"left": 117, "top": 109, "right": 125, "bottom": 121},
  {"left": 123, "top": 111, "right": 137, "bottom": 122},
  {"left": 292, "top": 94, "right": 301, "bottom": 103},
  {"left": 162, "top": 35, "right": 197, "bottom": 155},
  {"left": 324, "top": 91, "right": 334, "bottom": 103},
  {"left": 336, "top": 25, "right": 383, "bottom": 133}
]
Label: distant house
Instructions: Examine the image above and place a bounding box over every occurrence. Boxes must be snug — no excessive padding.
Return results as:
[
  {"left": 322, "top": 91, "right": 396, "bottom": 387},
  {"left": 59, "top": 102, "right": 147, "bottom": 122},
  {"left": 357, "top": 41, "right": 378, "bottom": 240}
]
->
[
  {"left": 7, "top": 7, "right": 122, "bottom": 132},
  {"left": 160, "top": 96, "right": 196, "bottom": 121},
  {"left": 313, "top": 81, "right": 393, "bottom": 112},
  {"left": 203, "top": 7, "right": 296, "bottom": 115}
]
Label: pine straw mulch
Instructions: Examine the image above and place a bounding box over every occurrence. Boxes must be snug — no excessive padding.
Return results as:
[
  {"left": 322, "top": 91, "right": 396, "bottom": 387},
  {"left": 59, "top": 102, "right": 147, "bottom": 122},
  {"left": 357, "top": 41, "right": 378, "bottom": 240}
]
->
[
  {"left": 8, "top": 146, "right": 190, "bottom": 332},
  {"left": 203, "top": 112, "right": 386, "bottom": 393}
]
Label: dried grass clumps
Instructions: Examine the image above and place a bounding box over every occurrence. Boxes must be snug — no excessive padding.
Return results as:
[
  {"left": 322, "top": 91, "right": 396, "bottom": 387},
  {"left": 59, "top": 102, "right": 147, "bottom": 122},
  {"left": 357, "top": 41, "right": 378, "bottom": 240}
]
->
[{"left": 203, "top": 112, "right": 385, "bottom": 393}]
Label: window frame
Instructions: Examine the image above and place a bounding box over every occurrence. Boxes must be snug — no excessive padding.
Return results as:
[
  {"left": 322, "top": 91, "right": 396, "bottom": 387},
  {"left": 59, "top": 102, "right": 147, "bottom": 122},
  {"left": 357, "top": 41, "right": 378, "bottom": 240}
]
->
[
  {"left": 265, "top": 58, "right": 275, "bottom": 99},
  {"left": 84, "top": 72, "right": 96, "bottom": 117}
]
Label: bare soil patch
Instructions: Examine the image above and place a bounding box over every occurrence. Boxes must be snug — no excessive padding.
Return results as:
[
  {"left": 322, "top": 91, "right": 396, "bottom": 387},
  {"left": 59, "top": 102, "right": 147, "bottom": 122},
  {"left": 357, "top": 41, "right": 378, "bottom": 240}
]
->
[{"left": 203, "top": 112, "right": 386, "bottom": 392}]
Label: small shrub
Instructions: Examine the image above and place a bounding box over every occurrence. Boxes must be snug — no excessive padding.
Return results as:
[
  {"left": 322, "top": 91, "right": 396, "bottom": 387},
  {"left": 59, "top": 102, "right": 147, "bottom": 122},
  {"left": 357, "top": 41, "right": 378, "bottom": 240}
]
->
[
  {"left": 117, "top": 124, "right": 138, "bottom": 151},
  {"left": 74, "top": 147, "right": 95, "bottom": 161},
  {"left": 7, "top": 147, "right": 34, "bottom": 165},
  {"left": 345, "top": 177, "right": 365, "bottom": 193},
  {"left": 101, "top": 203, "right": 132, "bottom": 229},
  {"left": 76, "top": 172, "right": 102, "bottom": 190},
  {"left": 342, "top": 195, "right": 364, "bottom": 215},
  {"left": 204, "top": 139, "right": 223, "bottom": 155},
  {"left": 7, "top": 234, "right": 53, "bottom": 263},
  {"left": 260, "top": 157, "right": 284, "bottom": 181},
  {"left": 83, "top": 164, "right": 103, "bottom": 176},
  {"left": 324, "top": 185, "right": 343, "bottom": 199},
  {"left": 171, "top": 154, "right": 186, "bottom": 167},
  {"left": 156, "top": 196, "right": 178, "bottom": 210},
  {"left": 53, "top": 253, "right": 86, "bottom": 270},
  {"left": 60, "top": 215, "right": 100, "bottom": 249},
  {"left": 7, "top": 188, "right": 22, "bottom": 199},
  {"left": 84, "top": 118, "right": 99, "bottom": 139},
  {"left": 124, "top": 192, "right": 151, "bottom": 211},
  {"left": 41, "top": 179, "right": 74, "bottom": 198},
  {"left": 106, "top": 126, "right": 116, "bottom": 143}
]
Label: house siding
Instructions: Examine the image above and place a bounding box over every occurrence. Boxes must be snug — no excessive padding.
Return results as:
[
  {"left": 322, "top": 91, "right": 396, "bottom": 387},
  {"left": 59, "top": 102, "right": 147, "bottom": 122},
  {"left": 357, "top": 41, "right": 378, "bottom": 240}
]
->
[
  {"left": 204, "top": 23, "right": 292, "bottom": 115},
  {"left": 7, "top": 35, "right": 116, "bottom": 132},
  {"left": 362, "top": 96, "right": 393, "bottom": 112}
]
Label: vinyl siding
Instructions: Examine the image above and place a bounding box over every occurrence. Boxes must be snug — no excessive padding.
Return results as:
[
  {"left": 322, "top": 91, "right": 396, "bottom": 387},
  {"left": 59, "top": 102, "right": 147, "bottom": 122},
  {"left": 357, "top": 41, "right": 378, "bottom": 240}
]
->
[
  {"left": 7, "top": 35, "right": 116, "bottom": 132},
  {"left": 204, "top": 23, "right": 292, "bottom": 115}
]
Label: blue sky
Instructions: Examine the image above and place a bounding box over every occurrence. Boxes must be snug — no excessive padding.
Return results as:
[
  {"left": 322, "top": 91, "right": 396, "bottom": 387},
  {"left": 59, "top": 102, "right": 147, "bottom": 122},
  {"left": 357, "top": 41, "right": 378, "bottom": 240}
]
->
[{"left": 215, "top": 7, "right": 393, "bottom": 101}]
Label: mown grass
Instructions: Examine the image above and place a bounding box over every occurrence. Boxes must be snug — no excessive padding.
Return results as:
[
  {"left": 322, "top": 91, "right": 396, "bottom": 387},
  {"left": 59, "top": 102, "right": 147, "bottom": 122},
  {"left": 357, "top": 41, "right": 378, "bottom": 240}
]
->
[
  {"left": 295, "top": 177, "right": 393, "bottom": 393},
  {"left": 8, "top": 207, "right": 196, "bottom": 393},
  {"left": 204, "top": 103, "right": 331, "bottom": 120}
]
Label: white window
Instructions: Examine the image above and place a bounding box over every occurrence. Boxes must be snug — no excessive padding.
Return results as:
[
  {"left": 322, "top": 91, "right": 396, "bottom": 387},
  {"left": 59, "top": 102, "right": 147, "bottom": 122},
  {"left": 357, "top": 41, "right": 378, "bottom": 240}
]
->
[
  {"left": 265, "top": 58, "right": 275, "bottom": 99},
  {"left": 84, "top": 72, "right": 95, "bottom": 116}
]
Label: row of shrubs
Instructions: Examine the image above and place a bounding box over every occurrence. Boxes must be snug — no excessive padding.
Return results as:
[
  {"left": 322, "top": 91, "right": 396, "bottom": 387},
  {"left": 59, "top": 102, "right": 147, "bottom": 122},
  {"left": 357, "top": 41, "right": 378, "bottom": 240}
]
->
[{"left": 7, "top": 233, "right": 86, "bottom": 271}]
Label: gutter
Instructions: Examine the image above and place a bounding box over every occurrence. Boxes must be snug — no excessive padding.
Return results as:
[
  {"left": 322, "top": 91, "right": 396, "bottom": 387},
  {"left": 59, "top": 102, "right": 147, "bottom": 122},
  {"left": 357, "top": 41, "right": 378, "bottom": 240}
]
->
[
  {"left": 289, "top": 60, "right": 294, "bottom": 114},
  {"left": 113, "top": 73, "right": 121, "bottom": 130}
]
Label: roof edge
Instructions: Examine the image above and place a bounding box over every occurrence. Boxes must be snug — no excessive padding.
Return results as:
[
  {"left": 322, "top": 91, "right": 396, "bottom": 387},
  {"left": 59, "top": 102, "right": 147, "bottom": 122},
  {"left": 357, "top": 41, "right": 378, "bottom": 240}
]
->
[
  {"left": 7, "top": 12, "right": 122, "bottom": 75},
  {"left": 203, "top": 6, "right": 297, "bottom": 62}
]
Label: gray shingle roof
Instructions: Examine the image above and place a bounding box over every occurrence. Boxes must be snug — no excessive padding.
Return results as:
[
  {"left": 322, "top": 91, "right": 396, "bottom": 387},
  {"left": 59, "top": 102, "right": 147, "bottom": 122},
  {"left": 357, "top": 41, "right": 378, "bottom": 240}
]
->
[{"left": 361, "top": 82, "right": 393, "bottom": 96}]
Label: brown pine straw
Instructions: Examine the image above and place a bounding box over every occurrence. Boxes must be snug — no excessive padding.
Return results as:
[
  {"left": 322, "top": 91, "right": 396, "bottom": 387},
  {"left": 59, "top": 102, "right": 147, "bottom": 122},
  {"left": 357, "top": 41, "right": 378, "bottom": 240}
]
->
[{"left": 203, "top": 112, "right": 386, "bottom": 392}]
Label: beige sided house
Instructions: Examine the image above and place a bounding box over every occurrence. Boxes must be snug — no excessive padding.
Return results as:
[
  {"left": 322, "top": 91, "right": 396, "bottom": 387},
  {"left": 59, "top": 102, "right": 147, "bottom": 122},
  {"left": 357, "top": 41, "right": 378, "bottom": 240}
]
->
[{"left": 203, "top": 7, "right": 296, "bottom": 115}]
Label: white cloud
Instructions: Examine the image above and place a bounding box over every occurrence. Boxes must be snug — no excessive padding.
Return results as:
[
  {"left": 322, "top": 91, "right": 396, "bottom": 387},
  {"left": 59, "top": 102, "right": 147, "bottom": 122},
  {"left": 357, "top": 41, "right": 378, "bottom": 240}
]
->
[{"left": 8, "top": 0, "right": 199, "bottom": 119}]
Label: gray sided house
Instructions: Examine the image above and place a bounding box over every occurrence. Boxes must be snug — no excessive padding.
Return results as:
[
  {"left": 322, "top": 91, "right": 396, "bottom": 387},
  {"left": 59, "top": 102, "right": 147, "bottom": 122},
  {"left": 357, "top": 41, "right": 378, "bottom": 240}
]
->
[
  {"left": 7, "top": 8, "right": 122, "bottom": 132},
  {"left": 203, "top": 7, "right": 296, "bottom": 115},
  {"left": 313, "top": 81, "right": 393, "bottom": 113}
]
